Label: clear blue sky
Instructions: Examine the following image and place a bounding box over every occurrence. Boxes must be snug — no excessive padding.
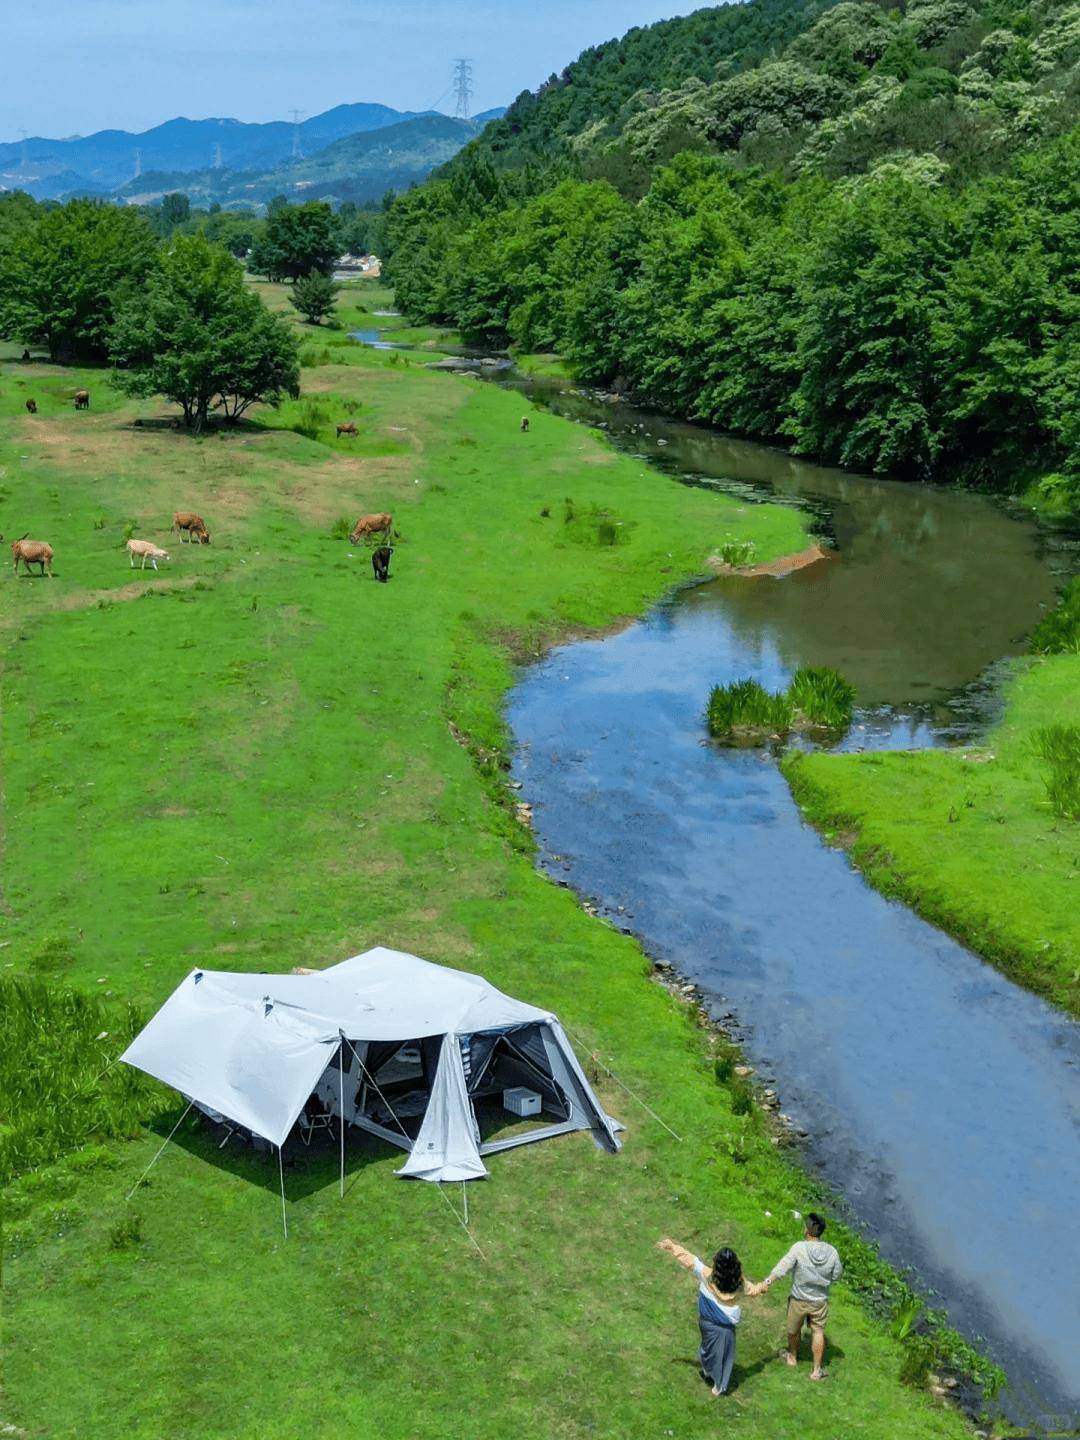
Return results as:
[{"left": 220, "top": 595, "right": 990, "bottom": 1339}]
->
[{"left": 2, "top": 0, "right": 708, "bottom": 142}]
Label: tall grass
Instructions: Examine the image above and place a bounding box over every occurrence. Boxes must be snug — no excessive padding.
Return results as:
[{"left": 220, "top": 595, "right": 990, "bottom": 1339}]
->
[
  {"left": 707, "top": 679, "right": 793, "bottom": 741},
  {"left": 1034, "top": 723, "right": 1080, "bottom": 819},
  {"left": 789, "top": 666, "right": 856, "bottom": 729},
  {"left": 0, "top": 977, "right": 168, "bottom": 1185},
  {"left": 707, "top": 667, "right": 855, "bottom": 744},
  {"left": 291, "top": 398, "right": 332, "bottom": 442},
  {"left": 718, "top": 539, "right": 757, "bottom": 568},
  {"left": 1030, "top": 576, "right": 1080, "bottom": 655}
]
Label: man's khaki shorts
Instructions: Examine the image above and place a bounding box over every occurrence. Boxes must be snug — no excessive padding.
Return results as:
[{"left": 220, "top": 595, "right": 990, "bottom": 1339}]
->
[{"left": 787, "top": 1296, "right": 829, "bottom": 1334}]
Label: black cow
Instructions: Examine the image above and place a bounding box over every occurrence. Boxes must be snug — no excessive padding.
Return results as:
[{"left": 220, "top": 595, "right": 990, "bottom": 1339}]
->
[{"left": 372, "top": 545, "right": 393, "bottom": 583}]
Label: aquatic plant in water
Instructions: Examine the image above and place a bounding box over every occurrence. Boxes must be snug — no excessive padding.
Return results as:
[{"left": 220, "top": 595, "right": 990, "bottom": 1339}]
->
[
  {"left": 707, "top": 667, "right": 855, "bottom": 744},
  {"left": 706, "top": 678, "right": 793, "bottom": 741},
  {"left": 789, "top": 666, "right": 856, "bottom": 729}
]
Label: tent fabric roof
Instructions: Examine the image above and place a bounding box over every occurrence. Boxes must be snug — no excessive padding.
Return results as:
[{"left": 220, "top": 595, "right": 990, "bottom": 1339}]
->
[{"left": 120, "top": 948, "right": 560, "bottom": 1150}]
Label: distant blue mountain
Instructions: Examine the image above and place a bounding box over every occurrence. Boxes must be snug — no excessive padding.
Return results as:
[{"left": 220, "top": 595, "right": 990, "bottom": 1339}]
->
[
  {"left": 0, "top": 100, "right": 512, "bottom": 203},
  {"left": 0, "top": 102, "right": 504, "bottom": 199}
]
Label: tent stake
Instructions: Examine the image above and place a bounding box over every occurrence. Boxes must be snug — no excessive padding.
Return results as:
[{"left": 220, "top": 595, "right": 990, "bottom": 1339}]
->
[
  {"left": 278, "top": 1145, "right": 288, "bottom": 1240},
  {"left": 339, "top": 1032, "right": 346, "bottom": 1200},
  {"left": 462, "top": 1181, "right": 469, "bottom": 1226},
  {"left": 125, "top": 1099, "right": 194, "bottom": 1202}
]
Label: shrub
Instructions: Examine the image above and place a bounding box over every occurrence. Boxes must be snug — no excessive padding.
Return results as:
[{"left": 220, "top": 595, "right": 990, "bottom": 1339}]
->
[
  {"left": 1034, "top": 723, "right": 1080, "bottom": 820},
  {"left": 707, "top": 678, "right": 793, "bottom": 741},
  {"left": 789, "top": 666, "right": 856, "bottom": 728},
  {"left": 1030, "top": 577, "right": 1080, "bottom": 655},
  {"left": 329, "top": 516, "right": 352, "bottom": 540}
]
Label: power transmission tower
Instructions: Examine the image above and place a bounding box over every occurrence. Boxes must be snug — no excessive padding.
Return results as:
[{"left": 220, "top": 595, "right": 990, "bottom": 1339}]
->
[
  {"left": 289, "top": 109, "right": 304, "bottom": 160},
  {"left": 133, "top": 147, "right": 142, "bottom": 179},
  {"left": 212, "top": 142, "right": 222, "bottom": 170},
  {"left": 452, "top": 59, "right": 473, "bottom": 119}
]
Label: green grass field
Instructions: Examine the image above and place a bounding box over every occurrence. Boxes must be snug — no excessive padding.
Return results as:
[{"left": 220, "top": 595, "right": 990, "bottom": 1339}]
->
[
  {"left": 0, "top": 285, "right": 977, "bottom": 1439},
  {"left": 784, "top": 654, "right": 1080, "bottom": 1016}
]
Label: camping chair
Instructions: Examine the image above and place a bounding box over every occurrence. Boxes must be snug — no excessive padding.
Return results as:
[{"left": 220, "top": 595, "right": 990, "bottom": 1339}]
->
[{"left": 298, "top": 1097, "right": 336, "bottom": 1146}]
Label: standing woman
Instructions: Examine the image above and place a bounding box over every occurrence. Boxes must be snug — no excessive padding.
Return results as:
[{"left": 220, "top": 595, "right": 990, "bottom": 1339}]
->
[{"left": 657, "top": 1237, "right": 762, "bottom": 1396}]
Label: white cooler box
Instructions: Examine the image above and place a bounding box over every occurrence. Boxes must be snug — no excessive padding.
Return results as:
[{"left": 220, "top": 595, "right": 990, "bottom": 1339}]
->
[{"left": 503, "top": 1086, "right": 542, "bottom": 1118}]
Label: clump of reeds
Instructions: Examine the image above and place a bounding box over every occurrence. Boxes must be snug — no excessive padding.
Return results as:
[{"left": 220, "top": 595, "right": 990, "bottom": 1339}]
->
[
  {"left": 719, "top": 539, "right": 757, "bottom": 569},
  {"left": 789, "top": 666, "right": 856, "bottom": 729},
  {"left": 1034, "top": 723, "right": 1080, "bottom": 820},
  {"left": 1030, "top": 577, "right": 1080, "bottom": 655},
  {"left": 707, "top": 666, "right": 855, "bottom": 745},
  {"left": 706, "top": 679, "right": 793, "bottom": 742}
]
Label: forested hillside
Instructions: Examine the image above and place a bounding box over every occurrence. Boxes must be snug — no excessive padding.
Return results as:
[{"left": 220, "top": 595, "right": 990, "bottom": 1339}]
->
[{"left": 385, "top": 0, "right": 1079, "bottom": 498}]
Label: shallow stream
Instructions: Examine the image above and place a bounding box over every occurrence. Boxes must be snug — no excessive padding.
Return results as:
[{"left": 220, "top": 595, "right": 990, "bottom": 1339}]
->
[
  {"left": 503, "top": 385, "right": 1079, "bottom": 1425},
  {"left": 353, "top": 330, "right": 1080, "bottom": 1422}
]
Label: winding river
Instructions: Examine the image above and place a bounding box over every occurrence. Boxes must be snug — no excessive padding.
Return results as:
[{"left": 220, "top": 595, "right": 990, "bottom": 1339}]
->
[
  {"left": 353, "top": 327, "right": 1080, "bottom": 1422},
  {"left": 502, "top": 385, "right": 1079, "bottom": 1425}
]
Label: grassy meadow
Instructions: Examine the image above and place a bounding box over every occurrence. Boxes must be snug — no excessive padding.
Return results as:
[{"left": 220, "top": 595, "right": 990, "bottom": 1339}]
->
[
  {"left": 784, "top": 654, "right": 1080, "bottom": 1017},
  {"left": 0, "top": 281, "right": 979, "bottom": 1439}
]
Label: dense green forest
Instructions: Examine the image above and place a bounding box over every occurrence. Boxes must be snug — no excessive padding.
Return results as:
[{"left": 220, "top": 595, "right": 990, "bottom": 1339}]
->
[{"left": 384, "top": 0, "right": 1079, "bottom": 498}]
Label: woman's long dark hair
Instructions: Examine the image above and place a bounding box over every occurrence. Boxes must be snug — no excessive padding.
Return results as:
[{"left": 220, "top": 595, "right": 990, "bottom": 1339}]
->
[{"left": 711, "top": 1248, "right": 743, "bottom": 1294}]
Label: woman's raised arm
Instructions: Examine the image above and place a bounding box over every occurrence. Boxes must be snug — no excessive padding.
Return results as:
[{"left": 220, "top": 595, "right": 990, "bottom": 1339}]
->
[{"left": 656, "top": 1237, "right": 700, "bottom": 1272}]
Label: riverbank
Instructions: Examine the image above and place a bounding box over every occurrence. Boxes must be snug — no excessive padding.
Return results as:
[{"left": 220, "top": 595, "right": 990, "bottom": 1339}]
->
[
  {"left": 784, "top": 650, "right": 1080, "bottom": 1018},
  {"left": 0, "top": 291, "right": 981, "bottom": 1437}
]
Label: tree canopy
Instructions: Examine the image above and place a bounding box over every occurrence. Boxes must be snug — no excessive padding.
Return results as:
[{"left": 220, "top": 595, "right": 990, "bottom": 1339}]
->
[
  {"left": 0, "top": 200, "right": 156, "bottom": 361},
  {"left": 110, "top": 234, "right": 300, "bottom": 429},
  {"left": 248, "top": 200, "right": 340, "bottom": 280}
]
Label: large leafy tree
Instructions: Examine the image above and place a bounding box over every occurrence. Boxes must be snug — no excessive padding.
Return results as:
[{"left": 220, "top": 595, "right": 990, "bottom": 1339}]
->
[
  {"left": 110, "top": 234, "right": 300, "bottom": 430},
  {"left": 0, "top": 200, "right": 156, "bottom": 361},
  {"left": 247, "top": 201, "right": 339, "bottom": 281}
]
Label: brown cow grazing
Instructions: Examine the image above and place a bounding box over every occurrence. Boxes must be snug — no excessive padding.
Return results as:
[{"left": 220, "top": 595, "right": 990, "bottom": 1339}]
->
[
  {"left": 12, "top": 535, "right": 54, "bottom": 577},
  {"left": 74, "top": 390, "right": 90, "bottom": 410},
  {"left": 520, "top": 416, "right": 530, "bottom": 432},
  {"left": 372, "top": 545, "right": 393, "bottom": 583},
  {"left": 349, "top": 512, "right": 393, "bottom": 545},
  {"left": 25, "top": 399, "right": 37, "bottom": 415},
  {"left": 171, "top": 512, "right": 211, "bottom": 544},
  {"left": 336, "top": 422, "right": 358, "bottom": 438}
]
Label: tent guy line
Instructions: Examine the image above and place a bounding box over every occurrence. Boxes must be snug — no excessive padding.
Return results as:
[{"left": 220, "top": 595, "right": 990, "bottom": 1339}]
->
[
  {"left": 341, "top": 1032, "right": 489, "bottom": 1260},
  {"left": 562, "top": 1025, "right": 682, "bottom": 1142}
]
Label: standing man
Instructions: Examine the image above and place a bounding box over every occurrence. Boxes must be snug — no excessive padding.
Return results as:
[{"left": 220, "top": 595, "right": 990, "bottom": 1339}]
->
[{"left": 753, "top": 1213, "right": 842, "bottom": 1380}]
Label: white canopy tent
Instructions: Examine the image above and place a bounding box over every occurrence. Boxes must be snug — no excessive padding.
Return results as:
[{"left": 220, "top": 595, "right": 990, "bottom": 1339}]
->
[{"left": 121, "top": 947, "right": 622, "bottom": 1184}]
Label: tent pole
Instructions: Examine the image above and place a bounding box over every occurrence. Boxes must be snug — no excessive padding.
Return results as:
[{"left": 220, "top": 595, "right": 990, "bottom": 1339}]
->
[
  {"left": 339, "top": 1032, "right": 346, "bottom": 1200},
  {"left": 278, "top": 1145, "right": 288, "bottom": 1240},
  {"left": 462, "top": 1181, "right": 468, "bottom": 1226},
  {"left": 125, "top": 1099, "right": 194, "bottom": 1202}
]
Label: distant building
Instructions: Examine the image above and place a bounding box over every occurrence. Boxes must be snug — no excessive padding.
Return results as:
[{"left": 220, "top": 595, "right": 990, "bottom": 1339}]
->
[{"left": 334, "top": 253, "right": 382, "bottom": 279}]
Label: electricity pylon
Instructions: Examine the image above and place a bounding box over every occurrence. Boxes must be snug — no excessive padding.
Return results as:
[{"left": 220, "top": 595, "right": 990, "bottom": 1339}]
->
[{"left": 452, "top": 59, "right": 473, "bottom": 119}]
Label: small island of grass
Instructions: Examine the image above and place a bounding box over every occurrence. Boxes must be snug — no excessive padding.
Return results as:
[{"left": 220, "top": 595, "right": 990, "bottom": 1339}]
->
[{"left": 707, "top": 667, "right": 856, "bottom": 745}]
